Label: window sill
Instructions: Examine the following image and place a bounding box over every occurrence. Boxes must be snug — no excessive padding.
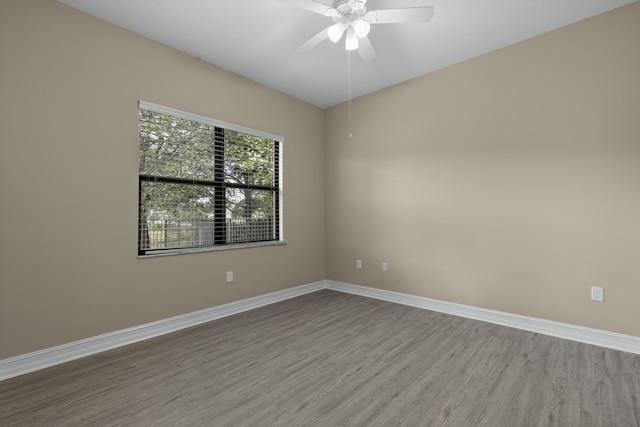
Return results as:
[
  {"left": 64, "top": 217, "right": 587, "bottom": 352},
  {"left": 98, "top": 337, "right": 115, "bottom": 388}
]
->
[{"left": 138, "top": 240, "right": 288, "bottom": 259}]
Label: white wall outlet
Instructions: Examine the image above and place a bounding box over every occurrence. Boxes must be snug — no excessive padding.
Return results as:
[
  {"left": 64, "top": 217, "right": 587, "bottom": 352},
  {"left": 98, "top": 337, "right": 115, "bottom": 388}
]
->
[
  {"left": 356, "top": 259, "right": 362, "bottom": 269},
  {"left": 226, "top": 271, "right": 234, "bottom": 283},
  {"left": 382, "top": 262, "right": 388, "bottom": 272},
  {"left": 591, "top": 286, "right": 604, "bottom": 302}
]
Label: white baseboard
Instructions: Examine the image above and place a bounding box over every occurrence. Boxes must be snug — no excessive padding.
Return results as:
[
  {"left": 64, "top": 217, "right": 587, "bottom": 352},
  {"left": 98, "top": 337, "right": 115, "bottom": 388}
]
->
[
  {"left": 0, "top": 281, "right": 325, "bottom": 381},
  {"left": 2, "top": 279, "right": 638, "bottom": 381},
  {"left": 325, "top": 280, "right": 640, "bottom": 355}
]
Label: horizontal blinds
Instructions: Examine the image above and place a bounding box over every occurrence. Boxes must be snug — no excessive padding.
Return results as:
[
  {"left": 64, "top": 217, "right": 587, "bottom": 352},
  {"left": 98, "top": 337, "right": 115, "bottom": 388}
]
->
[
  {"left": 139, "top": 182, "right": 278, "bottom": 250},
  {"left": 139, "top": 100, "right": 283, "bottom": 143},
  {"left": 138, "top": 102, "right": 281, "bottom": 254}
]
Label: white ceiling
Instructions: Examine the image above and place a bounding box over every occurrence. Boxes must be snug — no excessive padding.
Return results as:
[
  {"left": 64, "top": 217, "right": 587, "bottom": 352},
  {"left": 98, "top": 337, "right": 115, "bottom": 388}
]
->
[{"left": 58, "top": 0, "right": 637, "bottom": 109}]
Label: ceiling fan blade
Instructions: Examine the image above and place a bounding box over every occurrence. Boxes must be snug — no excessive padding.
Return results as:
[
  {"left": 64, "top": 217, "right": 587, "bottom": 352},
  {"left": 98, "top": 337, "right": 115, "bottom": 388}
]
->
[
  {"left": 366, "top": 6, "right": 434, "bottom": 24},
  {"left": 279, "top": 0, "right": 338, "bottom": 17},
  {"left": 295, "top": 27, "right": 330, "bottom": 53},
  {"left": 358, "top": 36, "right": 377, "bottom": 62}
]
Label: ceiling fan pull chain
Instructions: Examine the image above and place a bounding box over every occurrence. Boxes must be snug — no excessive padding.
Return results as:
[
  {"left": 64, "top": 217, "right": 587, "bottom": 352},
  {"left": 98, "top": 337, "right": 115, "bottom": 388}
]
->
[{"left": 348, "top": 50, "right": 353, "bottom": 139}]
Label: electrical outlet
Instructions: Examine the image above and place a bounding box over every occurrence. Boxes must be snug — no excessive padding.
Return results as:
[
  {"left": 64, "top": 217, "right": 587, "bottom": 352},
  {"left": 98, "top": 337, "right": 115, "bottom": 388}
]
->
[
  {"left": 226, "top": 271, "right": 234, "bottom": 283},
  {"left": 356, "top": 259, "right": 362, "bottom": 269},
  {"left": 591, "top": 286, "right": 604, "bottom": 302},
  {"left": 382, "top": 262, "right": 388, "bottom": 272}
]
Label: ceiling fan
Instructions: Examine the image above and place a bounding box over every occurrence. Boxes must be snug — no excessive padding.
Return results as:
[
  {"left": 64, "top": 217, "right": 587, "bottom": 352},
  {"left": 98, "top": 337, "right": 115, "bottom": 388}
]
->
[{"left": 280, "top": 0, "right": 435, "bottom": 61}]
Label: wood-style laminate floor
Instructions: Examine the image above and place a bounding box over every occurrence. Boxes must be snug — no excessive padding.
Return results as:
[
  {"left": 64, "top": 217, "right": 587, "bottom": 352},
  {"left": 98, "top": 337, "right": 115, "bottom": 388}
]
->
[{"left": 1, "top": 290, "right": 639, "bottom": 426}]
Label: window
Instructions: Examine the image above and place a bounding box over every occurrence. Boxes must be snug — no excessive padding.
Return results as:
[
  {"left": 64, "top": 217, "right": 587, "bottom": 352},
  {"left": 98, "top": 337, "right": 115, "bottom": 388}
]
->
[{"left": 138, "top": 101, "right": 282, "bottom": 256}]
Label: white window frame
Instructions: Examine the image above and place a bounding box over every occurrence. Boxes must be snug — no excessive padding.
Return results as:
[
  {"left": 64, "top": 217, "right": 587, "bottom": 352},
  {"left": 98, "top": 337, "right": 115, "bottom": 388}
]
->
[{"left": 138, "top": 101, "right": 284, "bottom": 257}]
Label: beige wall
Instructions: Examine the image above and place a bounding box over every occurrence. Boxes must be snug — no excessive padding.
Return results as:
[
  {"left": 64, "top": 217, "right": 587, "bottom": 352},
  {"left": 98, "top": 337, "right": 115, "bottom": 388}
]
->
[
  {"left": 1, "top": 0, "right": 638, "bottom": 361},
  {"left": 0, "top": 0, "right": 325, "bottom": 358},
  {"left": 325, "top": 3, "right": 640, "bottom": 336}
]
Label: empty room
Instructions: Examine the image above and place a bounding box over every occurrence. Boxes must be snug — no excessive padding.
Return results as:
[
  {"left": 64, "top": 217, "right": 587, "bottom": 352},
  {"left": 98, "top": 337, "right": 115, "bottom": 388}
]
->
[{"left": 1, "top": 0, "right": 639, "bottom": 425}]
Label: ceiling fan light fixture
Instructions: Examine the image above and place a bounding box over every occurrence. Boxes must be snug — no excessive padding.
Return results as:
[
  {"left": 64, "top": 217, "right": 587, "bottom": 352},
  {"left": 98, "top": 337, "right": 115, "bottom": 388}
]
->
[
  {"left": 327, "top": 23, "right": 346, "bottom": 42},
  {"left": 353, "top": 19, "right": 370, "bottom": 38},
  {"left": 345, "top": 30, "right": 359, "bottom": 50}
]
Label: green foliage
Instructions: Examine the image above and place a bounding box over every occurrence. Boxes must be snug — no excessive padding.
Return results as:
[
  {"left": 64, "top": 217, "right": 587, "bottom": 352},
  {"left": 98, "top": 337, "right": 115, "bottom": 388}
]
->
[
  {"left": 139, "top": 109, "right": 277, "bottom": 226},
  {"left": 139, "top": 109, "right": 217, "bottom": 181},
  {"left": 224, "top": 129, "right": 276, "bottom": 219}
]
